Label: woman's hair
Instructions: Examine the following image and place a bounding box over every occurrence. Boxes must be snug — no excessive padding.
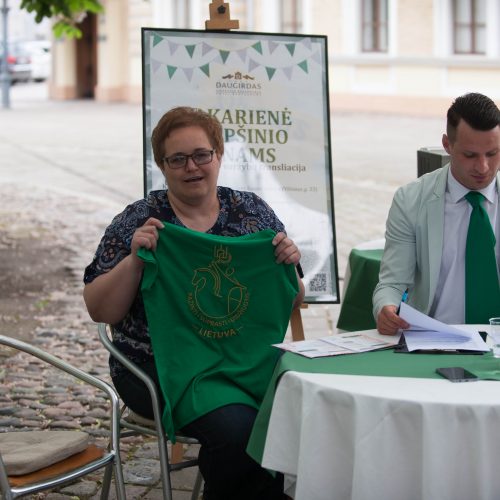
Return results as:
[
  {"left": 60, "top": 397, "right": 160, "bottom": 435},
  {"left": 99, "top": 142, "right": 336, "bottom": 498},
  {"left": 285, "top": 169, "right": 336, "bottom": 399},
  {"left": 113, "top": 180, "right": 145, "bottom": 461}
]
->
[
  {"left": 447, "top": 92, "right": 500, "bottom": 142},
  {"left": 151, "top": 106, "right": 224, "bottom": 167}
]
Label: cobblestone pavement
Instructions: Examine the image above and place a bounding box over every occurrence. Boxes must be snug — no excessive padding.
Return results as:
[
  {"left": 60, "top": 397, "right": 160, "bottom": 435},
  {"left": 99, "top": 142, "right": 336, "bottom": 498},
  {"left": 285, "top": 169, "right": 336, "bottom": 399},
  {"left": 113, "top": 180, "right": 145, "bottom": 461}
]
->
[{"left": 0, "top": 82, "right": 446, "bottom": 499}]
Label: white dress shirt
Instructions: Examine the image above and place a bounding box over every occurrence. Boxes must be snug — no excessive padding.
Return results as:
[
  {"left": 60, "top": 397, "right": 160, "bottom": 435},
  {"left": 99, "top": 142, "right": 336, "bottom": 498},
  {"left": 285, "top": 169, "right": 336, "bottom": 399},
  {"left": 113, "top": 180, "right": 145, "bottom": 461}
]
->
[{"left": 430, "top": 170, "right": 499, "bottom": 324}]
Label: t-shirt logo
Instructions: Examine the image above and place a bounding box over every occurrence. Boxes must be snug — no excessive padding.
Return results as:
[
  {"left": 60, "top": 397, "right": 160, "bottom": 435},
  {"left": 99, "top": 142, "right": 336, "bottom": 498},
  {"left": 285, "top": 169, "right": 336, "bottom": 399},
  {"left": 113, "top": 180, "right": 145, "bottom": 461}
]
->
[{"left": 187, "top": 244, "right": 250, "bottom": 329}]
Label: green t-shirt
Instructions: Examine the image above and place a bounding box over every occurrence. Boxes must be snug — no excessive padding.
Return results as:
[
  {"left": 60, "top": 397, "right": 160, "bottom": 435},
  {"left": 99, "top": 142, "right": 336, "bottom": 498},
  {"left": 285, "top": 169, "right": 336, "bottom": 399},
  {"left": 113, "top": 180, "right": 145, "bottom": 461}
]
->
[{"left": 138, "top": 223, "right": 299, "bottom": 439}]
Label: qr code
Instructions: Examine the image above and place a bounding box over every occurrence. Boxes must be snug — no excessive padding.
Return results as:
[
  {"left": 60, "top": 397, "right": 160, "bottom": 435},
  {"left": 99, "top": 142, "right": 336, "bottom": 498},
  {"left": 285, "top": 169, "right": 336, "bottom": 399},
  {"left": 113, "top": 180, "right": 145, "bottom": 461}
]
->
[{"left": 309, "top": 273, "right": 327, "bottom": 292}]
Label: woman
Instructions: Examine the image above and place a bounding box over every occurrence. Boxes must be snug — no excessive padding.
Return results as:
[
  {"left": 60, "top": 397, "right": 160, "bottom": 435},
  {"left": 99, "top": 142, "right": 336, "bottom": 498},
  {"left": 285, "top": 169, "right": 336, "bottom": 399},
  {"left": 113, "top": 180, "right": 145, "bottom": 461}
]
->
[{"left": 84, "top": 106, "right": 304, "bottom": 500}]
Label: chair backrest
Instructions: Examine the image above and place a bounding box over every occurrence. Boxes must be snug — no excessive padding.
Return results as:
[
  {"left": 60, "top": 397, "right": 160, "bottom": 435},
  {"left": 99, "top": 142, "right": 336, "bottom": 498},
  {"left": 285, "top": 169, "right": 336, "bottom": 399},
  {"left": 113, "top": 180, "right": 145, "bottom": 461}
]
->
[
  {"left": 0, "top": 334, "right": 125, "bottom": 500},
  {"left": 97, "top": 323, "right": 202, "bottom": 500}
]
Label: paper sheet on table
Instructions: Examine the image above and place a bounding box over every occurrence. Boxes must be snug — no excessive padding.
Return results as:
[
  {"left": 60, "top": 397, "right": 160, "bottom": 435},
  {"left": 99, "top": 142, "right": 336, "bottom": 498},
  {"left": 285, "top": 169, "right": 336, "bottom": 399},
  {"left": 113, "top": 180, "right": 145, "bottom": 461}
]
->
[
  {"left": 399, "top": 302, "right": 489, "bottom": 352},
  {"left": 273, "top": 331, "right": 400, "bottom": 358}
]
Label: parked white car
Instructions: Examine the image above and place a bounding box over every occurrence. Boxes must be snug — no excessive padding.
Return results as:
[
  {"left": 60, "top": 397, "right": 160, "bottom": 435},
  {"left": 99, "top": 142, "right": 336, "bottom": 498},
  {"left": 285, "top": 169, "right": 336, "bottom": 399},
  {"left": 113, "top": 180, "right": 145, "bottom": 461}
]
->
[{"left": 23, "top": 40, "right": 51, "bottom": 82}]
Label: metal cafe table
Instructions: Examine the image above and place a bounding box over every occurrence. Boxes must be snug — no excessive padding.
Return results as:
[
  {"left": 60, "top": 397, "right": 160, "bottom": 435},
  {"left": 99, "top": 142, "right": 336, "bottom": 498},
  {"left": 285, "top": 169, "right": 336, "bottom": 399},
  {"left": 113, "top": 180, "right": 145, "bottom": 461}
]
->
[{"left": 247, "top": 329, "right": 500, "bottom": 500}]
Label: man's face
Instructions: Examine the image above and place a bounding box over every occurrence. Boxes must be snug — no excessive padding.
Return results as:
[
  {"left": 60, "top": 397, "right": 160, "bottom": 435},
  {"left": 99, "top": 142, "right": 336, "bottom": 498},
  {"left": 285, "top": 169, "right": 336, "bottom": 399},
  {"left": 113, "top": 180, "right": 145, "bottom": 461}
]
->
[{"left": 442, "top": 120, "right": 500, "bottom": 190}]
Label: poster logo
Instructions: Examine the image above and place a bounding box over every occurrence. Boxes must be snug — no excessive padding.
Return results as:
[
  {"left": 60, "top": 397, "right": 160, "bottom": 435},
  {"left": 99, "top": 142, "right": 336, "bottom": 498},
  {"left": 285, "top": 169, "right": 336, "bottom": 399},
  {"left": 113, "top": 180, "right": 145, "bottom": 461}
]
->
[{"left": 215, "top": 70, "right": 262, "bottom": 96}]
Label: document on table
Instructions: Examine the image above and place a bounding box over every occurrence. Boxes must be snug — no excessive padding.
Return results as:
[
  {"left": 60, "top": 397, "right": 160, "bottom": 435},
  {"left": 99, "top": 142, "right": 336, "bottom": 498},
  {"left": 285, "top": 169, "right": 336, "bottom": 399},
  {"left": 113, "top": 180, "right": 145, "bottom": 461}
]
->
[
  {"left": 399, "top": 302, "right": 489, "bottom": 352},
  {"left": 273, "top": 331, "right": 400, "bottom": 359}
]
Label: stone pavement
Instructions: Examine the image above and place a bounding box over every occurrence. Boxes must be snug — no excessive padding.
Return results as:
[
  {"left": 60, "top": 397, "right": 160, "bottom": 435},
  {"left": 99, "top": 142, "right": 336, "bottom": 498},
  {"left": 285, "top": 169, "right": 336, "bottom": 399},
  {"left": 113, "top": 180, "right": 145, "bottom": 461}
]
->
[{"left": 0, "top": 82, "right": 447, "bottom": 498}]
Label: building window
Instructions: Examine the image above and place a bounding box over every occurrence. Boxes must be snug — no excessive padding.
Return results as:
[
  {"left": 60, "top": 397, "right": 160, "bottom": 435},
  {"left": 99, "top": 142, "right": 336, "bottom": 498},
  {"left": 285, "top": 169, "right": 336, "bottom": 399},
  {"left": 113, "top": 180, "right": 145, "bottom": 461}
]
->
[
  {"left": 280, "top": 0, "right": 303, "bottom": 33},
  {"left": 453, "top": 0, "right": 486, "bottom": 54},
  {"left": 361, "top": 0, "right": 388, "bottom": 52}
]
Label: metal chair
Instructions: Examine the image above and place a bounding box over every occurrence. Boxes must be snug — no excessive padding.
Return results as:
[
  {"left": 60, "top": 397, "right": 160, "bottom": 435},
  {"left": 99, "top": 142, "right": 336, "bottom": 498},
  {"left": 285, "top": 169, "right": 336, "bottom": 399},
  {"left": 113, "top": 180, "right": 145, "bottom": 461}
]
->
[
  {"left": 97, "top": 323, "right": 203, "bottom": 500},
  {"left": 0, "top": 334, "right": 125, "bottom": 500}
]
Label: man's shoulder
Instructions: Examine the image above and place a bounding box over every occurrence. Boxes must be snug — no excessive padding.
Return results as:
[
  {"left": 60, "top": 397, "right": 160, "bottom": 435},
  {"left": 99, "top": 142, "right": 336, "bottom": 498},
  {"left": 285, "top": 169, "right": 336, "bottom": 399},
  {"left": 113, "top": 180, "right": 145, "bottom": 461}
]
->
[{"left": 396, "top": 165, "right": 448, "bottom": 199}]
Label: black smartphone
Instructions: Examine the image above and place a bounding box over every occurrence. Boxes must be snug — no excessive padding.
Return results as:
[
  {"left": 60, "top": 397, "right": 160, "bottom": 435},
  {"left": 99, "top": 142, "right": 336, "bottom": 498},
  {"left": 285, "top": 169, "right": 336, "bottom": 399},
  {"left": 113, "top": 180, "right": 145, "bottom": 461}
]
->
[{"left": 436, "top": 367, "right": 479, "bottom": 383}]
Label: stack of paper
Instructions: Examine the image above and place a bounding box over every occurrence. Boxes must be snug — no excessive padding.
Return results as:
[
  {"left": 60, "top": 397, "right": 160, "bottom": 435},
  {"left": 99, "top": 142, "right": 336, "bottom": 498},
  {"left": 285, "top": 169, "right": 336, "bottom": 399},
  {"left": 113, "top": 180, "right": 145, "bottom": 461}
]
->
[
  {"left": 399, "top": 303, "right": 489, "bottom": 352},
  {"left": 273, "top": 331, "right": 399, "bottom": 359}
]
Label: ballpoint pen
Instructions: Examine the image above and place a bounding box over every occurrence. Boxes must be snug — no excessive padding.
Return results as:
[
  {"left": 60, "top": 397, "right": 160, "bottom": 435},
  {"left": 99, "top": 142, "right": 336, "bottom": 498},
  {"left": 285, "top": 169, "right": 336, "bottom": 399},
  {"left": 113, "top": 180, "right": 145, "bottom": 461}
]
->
[{"left": 397, "top": 288, "right": 409, "bottom": 315}]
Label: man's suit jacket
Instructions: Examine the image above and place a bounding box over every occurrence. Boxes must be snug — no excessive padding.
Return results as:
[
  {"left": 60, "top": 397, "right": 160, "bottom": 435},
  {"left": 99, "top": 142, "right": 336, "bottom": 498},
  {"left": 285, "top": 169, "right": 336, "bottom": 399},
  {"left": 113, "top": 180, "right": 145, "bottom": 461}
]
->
[{"left": 373, "top": 165, "right": 500, "bottom": 319}]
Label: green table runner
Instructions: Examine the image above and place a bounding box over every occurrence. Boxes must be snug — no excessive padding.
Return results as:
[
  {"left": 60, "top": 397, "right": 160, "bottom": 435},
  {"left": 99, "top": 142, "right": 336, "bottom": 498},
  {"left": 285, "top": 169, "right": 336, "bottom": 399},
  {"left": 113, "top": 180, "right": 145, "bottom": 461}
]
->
[
  {"left": 337, "top": 248, "right": 383, "bottom": 331},
  {"left": 247, "top": 349, "right": 500, "bottom": 464}
]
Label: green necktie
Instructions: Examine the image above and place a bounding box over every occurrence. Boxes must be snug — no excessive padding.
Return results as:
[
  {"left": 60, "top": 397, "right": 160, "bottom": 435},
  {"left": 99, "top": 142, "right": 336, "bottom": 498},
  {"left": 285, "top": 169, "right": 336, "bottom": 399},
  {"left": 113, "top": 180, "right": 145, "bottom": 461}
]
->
[{"left": 465, "top": 191, "right": 500, "bottom": 323}]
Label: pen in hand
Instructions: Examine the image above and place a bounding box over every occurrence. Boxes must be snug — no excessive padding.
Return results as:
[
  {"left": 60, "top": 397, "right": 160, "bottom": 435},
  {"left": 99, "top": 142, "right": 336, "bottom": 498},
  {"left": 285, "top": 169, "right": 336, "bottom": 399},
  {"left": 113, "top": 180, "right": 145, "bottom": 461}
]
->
[{"left": 397, "top": 288, "right": 409, "bottom": 315}]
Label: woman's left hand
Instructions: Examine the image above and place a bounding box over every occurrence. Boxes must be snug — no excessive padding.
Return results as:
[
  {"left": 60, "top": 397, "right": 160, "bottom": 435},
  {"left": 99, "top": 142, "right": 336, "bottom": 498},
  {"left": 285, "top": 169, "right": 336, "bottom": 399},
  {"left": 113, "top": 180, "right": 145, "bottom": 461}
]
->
[{"left": 272, "top": 232, "right": 301, "bottom": 265}]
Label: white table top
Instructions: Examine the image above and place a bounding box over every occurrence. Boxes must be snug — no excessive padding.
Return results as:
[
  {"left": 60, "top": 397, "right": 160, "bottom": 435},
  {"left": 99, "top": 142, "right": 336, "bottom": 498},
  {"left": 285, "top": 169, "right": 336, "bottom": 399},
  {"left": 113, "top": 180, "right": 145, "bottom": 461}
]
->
[{"left": 262, "top": 370, "right": 500, "bottom": 500}]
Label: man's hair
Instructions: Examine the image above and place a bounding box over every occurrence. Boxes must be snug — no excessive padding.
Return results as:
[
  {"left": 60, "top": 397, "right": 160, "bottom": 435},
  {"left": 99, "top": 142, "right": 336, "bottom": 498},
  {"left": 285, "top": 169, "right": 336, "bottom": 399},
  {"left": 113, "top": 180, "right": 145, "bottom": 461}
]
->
[
  {"left": 151, "top": 106, "right": 224, "bottom": 168},
  {"left": 447, "top": 92, "right": 500, "bottom": 142}
]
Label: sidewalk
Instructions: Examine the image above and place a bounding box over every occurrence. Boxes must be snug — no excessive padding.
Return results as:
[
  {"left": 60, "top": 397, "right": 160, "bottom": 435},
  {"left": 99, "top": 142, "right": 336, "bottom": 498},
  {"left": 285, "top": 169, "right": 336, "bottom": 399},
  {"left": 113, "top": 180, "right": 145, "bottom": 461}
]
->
[{"left": 0, "top": 82, "right": 446, "bottom": 498}]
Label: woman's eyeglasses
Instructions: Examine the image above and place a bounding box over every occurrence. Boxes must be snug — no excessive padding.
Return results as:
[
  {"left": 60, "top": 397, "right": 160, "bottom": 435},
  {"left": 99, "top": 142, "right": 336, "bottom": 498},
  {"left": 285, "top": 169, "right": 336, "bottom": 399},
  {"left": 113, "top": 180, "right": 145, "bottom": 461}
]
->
[{"left": 162, "top": 150, "right": 215, "bottom": 169}]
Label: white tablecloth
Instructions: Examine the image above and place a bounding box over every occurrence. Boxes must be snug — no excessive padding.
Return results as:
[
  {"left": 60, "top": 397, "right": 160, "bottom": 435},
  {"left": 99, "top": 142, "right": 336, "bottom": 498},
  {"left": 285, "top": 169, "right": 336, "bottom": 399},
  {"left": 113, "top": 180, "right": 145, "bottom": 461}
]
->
[{"left": 261, "top": 371, "right": 500, "bottom": 500}]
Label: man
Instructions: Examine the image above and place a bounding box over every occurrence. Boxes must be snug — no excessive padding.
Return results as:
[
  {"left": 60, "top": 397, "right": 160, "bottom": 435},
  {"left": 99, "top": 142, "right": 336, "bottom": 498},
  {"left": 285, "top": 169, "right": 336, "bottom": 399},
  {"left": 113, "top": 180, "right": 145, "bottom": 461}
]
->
[{"left": 373, "top": 92, "right": 500, "bottom": 335}]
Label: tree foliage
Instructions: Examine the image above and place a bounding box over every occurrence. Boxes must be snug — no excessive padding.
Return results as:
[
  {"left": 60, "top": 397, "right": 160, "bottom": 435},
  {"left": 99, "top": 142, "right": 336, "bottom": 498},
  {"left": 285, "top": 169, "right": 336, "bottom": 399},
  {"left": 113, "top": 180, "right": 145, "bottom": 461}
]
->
[{"left": 19, "top": 0, "right": 104, "bottom": 38}]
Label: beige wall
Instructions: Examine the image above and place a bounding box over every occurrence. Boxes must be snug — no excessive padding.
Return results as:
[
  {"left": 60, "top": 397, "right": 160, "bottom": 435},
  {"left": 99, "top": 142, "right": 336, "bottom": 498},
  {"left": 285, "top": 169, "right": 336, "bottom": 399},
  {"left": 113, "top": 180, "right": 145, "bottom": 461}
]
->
[
  {"left": 398, "top": 0, "right": 434, "bottom": 55},
  {"left": 49, "top": 0, "right": 500, "bottom": 113}
]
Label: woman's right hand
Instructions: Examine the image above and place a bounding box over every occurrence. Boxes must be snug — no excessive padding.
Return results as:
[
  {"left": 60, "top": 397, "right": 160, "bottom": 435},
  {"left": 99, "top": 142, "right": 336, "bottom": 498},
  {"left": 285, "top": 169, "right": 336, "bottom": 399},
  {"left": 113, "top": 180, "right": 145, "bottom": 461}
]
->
[
  {"left": 84, "top": 217, "right": 164, "bottom": 324},
  {"left": 130, "top": 217, "right": 164, "bottom": 262}
]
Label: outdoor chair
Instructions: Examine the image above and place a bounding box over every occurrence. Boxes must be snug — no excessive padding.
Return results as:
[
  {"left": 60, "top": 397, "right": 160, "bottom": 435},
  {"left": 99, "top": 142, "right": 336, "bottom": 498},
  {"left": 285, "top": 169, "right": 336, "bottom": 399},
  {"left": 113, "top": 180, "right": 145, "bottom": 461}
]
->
[
  {"left": 97, "top": 323, "right": 203, "bottom": 500},
  {"left": 0, "top": 334, "right": 125, "bottom": 500}
]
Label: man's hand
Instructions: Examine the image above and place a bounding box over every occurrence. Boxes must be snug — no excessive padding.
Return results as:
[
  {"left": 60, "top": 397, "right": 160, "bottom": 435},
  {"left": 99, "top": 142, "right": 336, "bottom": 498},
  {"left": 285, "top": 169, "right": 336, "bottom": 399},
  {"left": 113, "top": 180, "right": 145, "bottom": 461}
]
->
[
  {"left": 272, "top": 232, "right": 301, "bottom": 265},
  {"left": 377, "top": 305, "right": 410, "bottom": 335}
]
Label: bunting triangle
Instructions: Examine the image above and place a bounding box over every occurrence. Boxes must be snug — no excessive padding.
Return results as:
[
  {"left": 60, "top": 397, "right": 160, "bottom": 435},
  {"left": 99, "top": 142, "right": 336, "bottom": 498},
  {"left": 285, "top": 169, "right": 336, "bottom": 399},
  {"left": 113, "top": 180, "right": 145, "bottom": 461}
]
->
[
  {"left": 170, "top": 42, "right": 180, "bottom": 55},
  {"left": 200, "top": 63, "right": 210, "bottom": 77},
  {"left": 298, "top": 60, "right": 308, "bottom": 73},
  {"left": 219, "top": 50, "right": 230, "bottom": 63},
  {"left": 252, "top": 42, "right": 263, "bottom": 55},
  {"left": 311, "top": 50, "right": 322, "bottom": 64},
  {"left": 151, "top": 59, "right": 162, "bottom": 73},
  {"left": 285, "top": 43, "right": 296, "bottom": 56},
  {"left": 265, "top": 67, "right": 276, "bottom": 80},
  {"left": 183, "top": 67, "right": 194, "bottom": 81},
  {"left": 301, "top": 38, "right": 312, "bottom": 51},
  {"left": 202, "top": 42, "right": 213, "bottom": 56},
  {"left": 152, "top": 34, "right": 163, "bottom": 47},
  {"left": 282, "top": 66, "right": 293, "bottom": 80},
  {"left": 268, "top": 41, "right": 279, "bottom": 54},
  {"left": 237, "top": 49, "right": 247, "bottom": 62},
  {"left": 248, "top": 58, "right": 260, "bottom": 72},
  {"left": 185, "top": 45, "right": 196, "bottom": 58},
  {"left": 167, "top": 65, "right": 177, "bottom": 78}
]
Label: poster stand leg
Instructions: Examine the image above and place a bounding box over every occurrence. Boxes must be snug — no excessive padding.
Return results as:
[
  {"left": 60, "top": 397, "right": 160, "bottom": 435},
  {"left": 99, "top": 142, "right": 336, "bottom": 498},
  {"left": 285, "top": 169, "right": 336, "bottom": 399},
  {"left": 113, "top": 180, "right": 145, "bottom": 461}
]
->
[{"left": 290, "top": 305, "right": 307, "bottom": 341}]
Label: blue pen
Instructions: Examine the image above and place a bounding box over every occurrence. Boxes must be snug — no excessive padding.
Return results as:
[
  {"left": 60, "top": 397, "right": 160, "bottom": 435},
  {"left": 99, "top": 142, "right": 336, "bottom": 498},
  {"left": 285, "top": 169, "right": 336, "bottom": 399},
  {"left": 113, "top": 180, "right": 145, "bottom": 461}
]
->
[{"left": 397, "top": 288, "right": 409, "bottom": 314}]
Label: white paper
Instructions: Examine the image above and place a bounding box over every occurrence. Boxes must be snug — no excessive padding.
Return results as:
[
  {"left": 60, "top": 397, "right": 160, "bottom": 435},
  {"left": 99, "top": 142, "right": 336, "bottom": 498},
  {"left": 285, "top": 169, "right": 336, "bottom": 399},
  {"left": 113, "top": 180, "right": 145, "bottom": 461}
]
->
[
  {"left": 273, "top": 331, "right": 399, "bottom": 358},
  {"left": 399, "top": 303, "right": 489, "bottom": 352}
]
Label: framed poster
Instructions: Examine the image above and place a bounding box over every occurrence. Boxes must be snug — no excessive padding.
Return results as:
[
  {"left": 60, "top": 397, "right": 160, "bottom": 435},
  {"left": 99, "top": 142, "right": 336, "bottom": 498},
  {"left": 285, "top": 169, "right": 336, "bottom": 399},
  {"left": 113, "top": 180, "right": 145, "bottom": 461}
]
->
[{"left": 142, "top": 28, "right": 338, "bottom": 303}]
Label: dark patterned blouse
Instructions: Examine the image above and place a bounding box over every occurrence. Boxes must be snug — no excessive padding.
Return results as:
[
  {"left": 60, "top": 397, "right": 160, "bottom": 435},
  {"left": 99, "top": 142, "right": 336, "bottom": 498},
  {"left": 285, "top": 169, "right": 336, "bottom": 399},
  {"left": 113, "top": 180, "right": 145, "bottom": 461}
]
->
[{"left": 84, "top": 186, "right": 285, "bottom": 378}]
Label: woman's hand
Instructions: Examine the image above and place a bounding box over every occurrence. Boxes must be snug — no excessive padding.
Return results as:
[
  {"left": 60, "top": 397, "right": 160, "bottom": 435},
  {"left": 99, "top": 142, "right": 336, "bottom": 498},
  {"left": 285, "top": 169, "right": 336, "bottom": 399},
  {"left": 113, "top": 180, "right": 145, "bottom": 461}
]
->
[
  {"left": 84, "top": 217, "right": 164, "bottom": 324},
  {"left": 130, "top": 217, "right": 164, "bottom": 262},
  {"left": 272, "top": 232, "right": 301, "bottom": 265}
]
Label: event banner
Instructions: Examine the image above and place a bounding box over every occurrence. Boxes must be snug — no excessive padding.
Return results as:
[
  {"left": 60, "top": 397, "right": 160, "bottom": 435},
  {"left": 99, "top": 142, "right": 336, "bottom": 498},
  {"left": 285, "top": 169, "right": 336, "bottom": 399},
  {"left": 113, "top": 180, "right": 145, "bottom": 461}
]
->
[{"left": 142, "top": 28, "right": 338, "bottom": 303}]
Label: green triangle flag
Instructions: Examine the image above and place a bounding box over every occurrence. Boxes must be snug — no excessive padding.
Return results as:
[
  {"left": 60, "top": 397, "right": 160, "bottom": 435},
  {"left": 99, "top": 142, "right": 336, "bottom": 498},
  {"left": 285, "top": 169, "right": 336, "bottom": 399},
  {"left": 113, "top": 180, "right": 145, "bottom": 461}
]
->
[
  {"left": 200, "top": 63, "right": 210, "bottom": 77},
  {"left": 298, "top": 60, "right": 308, "bottom": 73},
  {"left": 285, "top": 43, "right": 296, "bottom": 56},
  {"left": 252, "top": 42, "right": 263, "bottom": 55},
  {"left": 265, "top": 67, "right": 276, "bottom": 80},
  {"left": 167, "top": 65, "right": 177, "bottom": 78},
  {"left": 186, "top": 45, "right": 196, "bottom": 58},
  {"left": 152, "top": 34, "right": 163, "bottom": 47},
  {"left": 219, "top": 50, "right": 230, "bottom": 63}
]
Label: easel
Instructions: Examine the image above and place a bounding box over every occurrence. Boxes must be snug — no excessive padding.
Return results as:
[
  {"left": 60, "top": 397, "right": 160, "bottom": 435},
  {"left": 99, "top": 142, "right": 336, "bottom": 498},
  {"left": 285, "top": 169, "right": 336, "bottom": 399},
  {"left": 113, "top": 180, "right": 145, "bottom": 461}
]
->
[
  {"left": 204, "top": 0, "right": 306, "bottom": 343},
  {"left": 205, "top": 0, "right": 239, "bottom": 30}
]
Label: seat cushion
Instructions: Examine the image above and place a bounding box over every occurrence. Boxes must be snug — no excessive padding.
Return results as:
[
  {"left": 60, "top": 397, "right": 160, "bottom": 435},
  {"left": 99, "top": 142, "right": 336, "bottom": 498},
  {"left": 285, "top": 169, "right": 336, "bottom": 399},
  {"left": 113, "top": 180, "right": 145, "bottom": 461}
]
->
[{"left": 0, "top": 430, "right": 89, "bottom": 475}]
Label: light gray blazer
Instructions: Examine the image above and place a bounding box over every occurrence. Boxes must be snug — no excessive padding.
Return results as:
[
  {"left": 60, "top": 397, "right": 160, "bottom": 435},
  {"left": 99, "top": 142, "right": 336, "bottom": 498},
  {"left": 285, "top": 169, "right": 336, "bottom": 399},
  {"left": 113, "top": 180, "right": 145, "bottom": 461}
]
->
[{"left": 373, "top": 165, "right": 500, "bottom": 319}]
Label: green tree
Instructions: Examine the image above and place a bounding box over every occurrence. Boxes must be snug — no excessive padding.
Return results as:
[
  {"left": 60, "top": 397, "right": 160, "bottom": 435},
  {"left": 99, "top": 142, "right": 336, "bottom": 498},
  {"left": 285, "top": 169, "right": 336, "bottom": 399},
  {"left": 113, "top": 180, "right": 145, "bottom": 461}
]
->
[{"left": 19, "top": 0, "right": 104, "bottom": 38}]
